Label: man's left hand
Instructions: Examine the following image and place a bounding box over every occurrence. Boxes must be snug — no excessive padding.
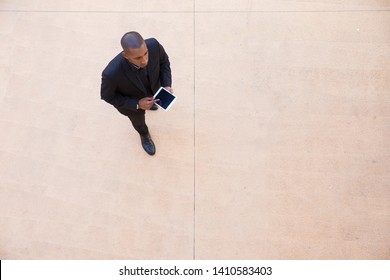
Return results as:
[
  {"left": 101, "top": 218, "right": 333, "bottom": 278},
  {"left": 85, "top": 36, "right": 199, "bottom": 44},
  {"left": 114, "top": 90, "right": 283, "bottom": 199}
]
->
[{"left": 164, "top": 87, "right": 174, "bottom": 93}]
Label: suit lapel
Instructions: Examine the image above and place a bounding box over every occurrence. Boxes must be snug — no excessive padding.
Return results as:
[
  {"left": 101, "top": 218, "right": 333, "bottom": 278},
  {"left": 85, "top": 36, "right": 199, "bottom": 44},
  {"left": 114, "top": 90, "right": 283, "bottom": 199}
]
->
[{"left": 145, "top": 64, "right": 151, "bottom": 82}]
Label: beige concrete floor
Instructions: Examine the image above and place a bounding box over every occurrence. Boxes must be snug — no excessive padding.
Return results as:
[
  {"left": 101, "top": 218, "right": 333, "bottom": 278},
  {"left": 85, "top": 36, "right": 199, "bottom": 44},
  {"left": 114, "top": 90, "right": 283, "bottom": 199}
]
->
[{"left": 0, "top": 0, "right": 389, "bottom": 259}]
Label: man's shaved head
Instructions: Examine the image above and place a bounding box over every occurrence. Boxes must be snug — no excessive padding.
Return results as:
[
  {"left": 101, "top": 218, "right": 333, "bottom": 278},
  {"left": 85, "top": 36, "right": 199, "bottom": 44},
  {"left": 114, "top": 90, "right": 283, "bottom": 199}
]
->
[
  {"left": 121, "top": 31, "right": 144, "bottom": 51},
  {"left": 121, "top": 31, "right": 149, "bottom": 68}
]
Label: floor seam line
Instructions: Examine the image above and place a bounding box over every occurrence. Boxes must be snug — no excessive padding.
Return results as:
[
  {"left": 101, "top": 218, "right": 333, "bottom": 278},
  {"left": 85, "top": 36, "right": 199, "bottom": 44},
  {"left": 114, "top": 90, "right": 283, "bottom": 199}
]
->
[
  {"left": 1, "top": 9, "right": 389, "bottom": 13},
  {"left": 193, "top": 0, "right": 196, "bottom": 261}
]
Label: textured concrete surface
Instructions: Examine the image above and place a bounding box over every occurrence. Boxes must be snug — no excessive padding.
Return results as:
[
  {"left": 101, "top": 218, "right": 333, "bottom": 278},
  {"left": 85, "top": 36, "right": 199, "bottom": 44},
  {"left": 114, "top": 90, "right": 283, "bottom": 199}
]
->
[{"left": 0, "top": 1, "right": 389, "bottom": 259}]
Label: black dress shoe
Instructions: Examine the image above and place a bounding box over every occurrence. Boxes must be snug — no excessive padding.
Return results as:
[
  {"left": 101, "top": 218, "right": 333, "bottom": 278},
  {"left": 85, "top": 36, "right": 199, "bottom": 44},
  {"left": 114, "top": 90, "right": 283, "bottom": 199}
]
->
[
  {"left": 150, "top": 104, "right": 158, "bottom": 111},
  {"left": 140, "top": 133, "right": 156, "bottom": 155}
]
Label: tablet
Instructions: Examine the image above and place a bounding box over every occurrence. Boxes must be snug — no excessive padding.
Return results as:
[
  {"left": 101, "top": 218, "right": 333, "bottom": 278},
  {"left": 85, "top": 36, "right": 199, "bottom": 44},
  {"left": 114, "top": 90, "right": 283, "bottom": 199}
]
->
[{"left": 153, "top": 87, "right": 176, "bottom": 111}]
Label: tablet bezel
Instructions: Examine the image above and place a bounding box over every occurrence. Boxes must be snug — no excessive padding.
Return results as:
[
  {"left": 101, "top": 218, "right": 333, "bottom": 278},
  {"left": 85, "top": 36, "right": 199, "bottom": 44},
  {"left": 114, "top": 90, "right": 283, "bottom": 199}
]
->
[{"left": 153, "top": 87, "right": 177, "bottom": 111}]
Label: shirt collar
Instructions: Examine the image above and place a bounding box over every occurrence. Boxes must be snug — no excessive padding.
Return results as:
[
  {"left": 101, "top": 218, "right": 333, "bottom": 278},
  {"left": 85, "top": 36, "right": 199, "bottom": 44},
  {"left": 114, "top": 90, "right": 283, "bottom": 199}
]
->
[{"left": 124, "top": 59, "right": 141, "bottom": 72}]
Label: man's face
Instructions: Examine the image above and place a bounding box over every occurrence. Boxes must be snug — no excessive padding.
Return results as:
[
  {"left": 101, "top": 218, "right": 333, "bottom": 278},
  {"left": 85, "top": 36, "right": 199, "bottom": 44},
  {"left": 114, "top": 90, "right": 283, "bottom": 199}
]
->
[{"left": 123, "top": 42, "right": 149, "bottom": 68}]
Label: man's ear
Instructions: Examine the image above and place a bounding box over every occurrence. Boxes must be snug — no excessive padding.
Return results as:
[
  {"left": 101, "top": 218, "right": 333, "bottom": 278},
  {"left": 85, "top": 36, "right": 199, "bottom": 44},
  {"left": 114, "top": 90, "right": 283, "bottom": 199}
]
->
[{"left": 121, "top": 51, "right": 127, "bottom": 59}]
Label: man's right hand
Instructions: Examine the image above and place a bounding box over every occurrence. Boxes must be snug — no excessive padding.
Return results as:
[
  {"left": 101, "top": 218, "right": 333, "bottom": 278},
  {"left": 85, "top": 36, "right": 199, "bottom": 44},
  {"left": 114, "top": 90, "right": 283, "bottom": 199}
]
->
[{"left": 138, "top": 97, "right": 160, "bottom": 110}]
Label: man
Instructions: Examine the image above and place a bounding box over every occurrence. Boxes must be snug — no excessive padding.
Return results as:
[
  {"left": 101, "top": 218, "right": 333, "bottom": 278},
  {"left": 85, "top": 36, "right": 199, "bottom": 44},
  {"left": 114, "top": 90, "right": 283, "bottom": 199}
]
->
[{"left": 101, "top": 31, "right": 173, "bottom": 156}]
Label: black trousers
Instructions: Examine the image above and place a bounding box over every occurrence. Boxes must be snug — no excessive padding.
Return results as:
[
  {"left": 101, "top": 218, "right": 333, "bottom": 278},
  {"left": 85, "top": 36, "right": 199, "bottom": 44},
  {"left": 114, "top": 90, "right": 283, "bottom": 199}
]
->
[{"left": 128, "top": 110, "right": 149, "bottom": 135}]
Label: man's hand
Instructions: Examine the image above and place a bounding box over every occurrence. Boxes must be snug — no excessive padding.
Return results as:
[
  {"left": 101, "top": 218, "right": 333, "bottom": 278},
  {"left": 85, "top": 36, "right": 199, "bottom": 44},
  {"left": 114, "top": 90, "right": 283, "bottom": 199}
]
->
[
  {"left": 164, "top": 87, "right": 174, "bottom": 93},
  {"left": 138, "top": 97, "right": 159, "bottom": 110}
]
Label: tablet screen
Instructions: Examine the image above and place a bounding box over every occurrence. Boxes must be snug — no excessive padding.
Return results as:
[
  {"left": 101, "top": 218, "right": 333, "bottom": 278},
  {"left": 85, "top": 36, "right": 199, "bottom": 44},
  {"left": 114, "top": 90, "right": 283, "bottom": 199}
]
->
[{"left": 154, "top": 87, "right": 176, "bottom": 110}]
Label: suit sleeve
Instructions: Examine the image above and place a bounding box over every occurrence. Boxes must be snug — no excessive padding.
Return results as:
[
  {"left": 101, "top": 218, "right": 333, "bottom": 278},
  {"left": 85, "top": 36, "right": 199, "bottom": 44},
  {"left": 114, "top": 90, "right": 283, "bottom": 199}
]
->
[
  {"left": 100, "top": 74, "right": 138, "bottom": 111},
  {"left": 158, "top": 42, "right": 172, "bottom": 87}
]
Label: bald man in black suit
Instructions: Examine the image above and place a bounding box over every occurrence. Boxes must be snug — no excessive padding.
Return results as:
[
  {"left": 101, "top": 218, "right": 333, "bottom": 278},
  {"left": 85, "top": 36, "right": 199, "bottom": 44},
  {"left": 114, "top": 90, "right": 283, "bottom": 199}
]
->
[{"left": 101, "top": 31, "right": 173, "bottom": 156}]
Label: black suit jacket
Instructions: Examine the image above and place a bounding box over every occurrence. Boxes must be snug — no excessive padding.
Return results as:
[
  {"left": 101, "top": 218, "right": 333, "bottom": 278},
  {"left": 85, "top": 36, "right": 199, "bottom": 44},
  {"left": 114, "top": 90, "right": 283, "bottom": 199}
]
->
[{"left": 100, "top": 38, "right": 172, "bottom": 116}]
